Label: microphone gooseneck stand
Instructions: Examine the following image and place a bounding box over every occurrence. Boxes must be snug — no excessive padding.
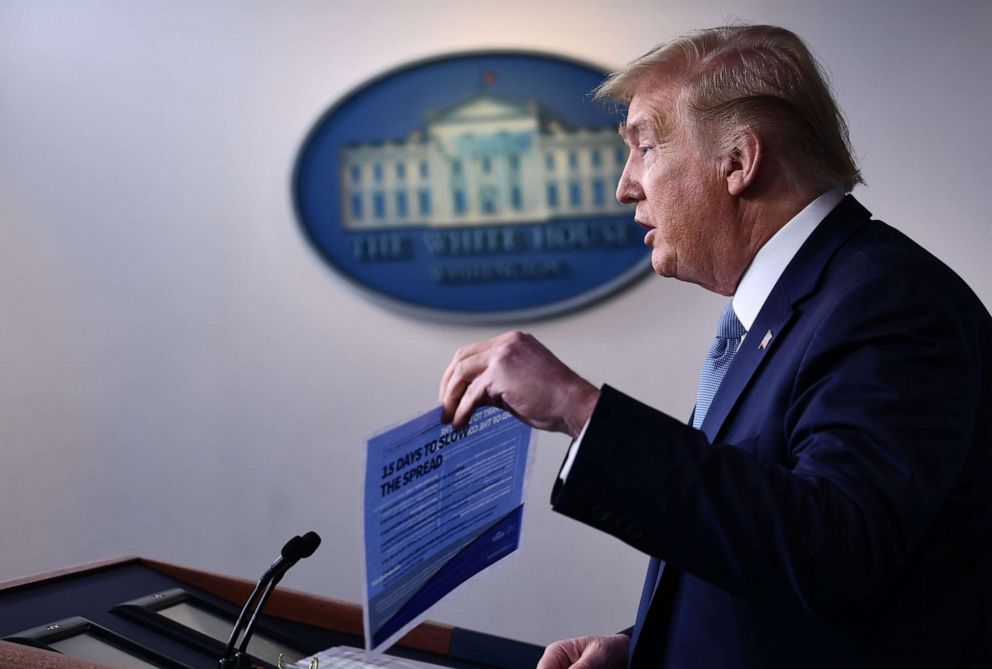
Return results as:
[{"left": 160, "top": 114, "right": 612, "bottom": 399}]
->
[{"left": 219, "top": 531, "right": 322, "bottom": 668}]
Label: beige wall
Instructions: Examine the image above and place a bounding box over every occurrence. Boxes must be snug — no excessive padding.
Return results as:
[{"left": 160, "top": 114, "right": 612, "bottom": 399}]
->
[{"left": 1, "top": 0, "right": 990, "bottom": 646}]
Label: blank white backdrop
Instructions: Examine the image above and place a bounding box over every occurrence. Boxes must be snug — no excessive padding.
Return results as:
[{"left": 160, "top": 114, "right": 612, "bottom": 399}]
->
[{"left": 1, "top": 0, "right": 990, "bottom": 647}]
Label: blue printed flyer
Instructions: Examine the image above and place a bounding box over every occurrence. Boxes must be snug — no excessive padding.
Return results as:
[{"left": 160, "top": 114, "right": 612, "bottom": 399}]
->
[{"left": 362, "top": 406, "right": 533, "bottom": 653}]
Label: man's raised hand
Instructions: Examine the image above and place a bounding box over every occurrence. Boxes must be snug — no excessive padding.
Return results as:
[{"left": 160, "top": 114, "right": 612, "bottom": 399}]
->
[{"left": 438, "top": 331, "right": 599, "bottom": 438}]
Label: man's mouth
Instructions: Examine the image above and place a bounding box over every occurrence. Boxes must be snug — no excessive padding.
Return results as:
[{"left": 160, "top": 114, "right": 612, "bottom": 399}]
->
[{"left": 635, "top": 219, "right": 654, "bottom": 244}]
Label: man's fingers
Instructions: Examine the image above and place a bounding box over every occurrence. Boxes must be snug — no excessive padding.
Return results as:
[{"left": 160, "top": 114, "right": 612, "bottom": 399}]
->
[
  {"left": 564, "top": 658, "right": 591, "bottom": 669},
  {"left": 438, "top": 332, "right": 522, "bottom": 404},
  {"left": 439, "top": 335, "right": 507, "bottom": 391},
  {"left": 439, "top": 339, "right": 496, "bottom": 406},
  {"left": 535, "top": 635, "right": 628, "bottom": 669},
  {"left": 438, "top": 330, "right": 590, "bottom": 433},
  {"left": 439, "top": 367, "right": 469, "bottom": 423},
  {"left": 438, "top": 347, "right": 468, "bottom": 402},
  {"left": 439, "top": 353, "right": 486, "bottom": 422},
  {"left": 535, "top": 641, "right": 572, "bottom": 669},
  {"left": 452, "top": 374, "right": 490, "bottom": 427}
]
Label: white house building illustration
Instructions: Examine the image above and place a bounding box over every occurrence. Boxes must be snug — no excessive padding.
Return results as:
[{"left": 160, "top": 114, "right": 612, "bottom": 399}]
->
[{"left": 339, "top": 92, "right": 631, "bottom": 229}]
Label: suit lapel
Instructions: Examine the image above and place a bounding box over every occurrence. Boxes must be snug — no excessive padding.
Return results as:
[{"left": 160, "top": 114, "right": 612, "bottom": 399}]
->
[
  {"left": 699, "top": 195, "right": 873, "bottom": 442},
  {"left": 700, "top": 290, "right": 794, "bottom": 441}
]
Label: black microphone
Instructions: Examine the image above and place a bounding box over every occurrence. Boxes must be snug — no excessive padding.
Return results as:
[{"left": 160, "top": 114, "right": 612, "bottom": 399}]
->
[
  {"left": 220, "top": 532, "right": 322, "bottom": 668},
  {"left": 272, "top": 531, "right": 320, "bottom": 579}
]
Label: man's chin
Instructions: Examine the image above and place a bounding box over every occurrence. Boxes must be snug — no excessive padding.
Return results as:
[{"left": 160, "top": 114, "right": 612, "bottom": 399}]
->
[{"left": 650, "top": 251, "right": 676, "bottom": 279}]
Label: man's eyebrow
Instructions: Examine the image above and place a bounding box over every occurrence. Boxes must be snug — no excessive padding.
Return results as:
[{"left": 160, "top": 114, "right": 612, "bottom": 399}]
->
[{"left": 618, "top": 119, "right": 646, "bottom": 140}]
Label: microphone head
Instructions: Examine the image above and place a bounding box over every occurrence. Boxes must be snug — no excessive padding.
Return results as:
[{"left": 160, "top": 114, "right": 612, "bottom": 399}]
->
[
  {"left": 279, "top": 532, "right": 321, "bottom": 564},
  {"left": 280, "top": 535, "right": 306, "bottom": 561},
  {"left": 299, "top": 531, "right": 321, "bottom": 558}
]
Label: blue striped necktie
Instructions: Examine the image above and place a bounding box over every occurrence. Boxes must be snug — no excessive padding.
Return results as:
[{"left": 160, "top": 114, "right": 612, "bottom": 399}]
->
[{"left": 693, "top": 302, "right": 747, "bottom": 429}]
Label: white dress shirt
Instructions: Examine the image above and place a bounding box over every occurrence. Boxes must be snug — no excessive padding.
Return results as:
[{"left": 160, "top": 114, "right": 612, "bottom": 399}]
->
[{"left": 559, "top": 188, "right": 846, "bottom": 481}]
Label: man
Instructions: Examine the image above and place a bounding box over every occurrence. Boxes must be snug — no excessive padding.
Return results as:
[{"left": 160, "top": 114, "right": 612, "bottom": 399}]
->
[{"left": 439, "top": 25, "right": 991, "bottom": 668}]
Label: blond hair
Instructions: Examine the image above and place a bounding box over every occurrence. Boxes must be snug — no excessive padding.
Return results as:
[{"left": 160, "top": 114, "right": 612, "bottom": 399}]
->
[{"left": 596, "top": 24, "right": 863, "bottom": 192}]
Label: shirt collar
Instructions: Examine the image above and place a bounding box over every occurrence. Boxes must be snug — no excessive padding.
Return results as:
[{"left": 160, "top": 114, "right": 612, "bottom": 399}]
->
[{"left": 732, "top": 188, "right": 845, "bottom": 331}]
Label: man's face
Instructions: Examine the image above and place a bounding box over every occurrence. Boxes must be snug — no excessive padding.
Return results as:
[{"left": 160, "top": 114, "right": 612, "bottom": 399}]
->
[{"left": 617, "top": 77, "right": 746, "bottom": 295}]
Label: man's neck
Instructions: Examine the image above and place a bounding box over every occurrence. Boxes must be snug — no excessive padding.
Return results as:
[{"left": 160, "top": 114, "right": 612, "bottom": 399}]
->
[
  {"left": 732, "top": 188, "right": 846, "bottom": 330},
  {"left": 729, "top": 187, "right": 829, "bottom": 292}
]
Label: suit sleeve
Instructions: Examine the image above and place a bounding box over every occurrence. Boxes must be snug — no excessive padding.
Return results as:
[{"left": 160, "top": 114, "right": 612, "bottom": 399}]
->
[{"left": 551, "top": 270, "right": 989, "bottom": 616}]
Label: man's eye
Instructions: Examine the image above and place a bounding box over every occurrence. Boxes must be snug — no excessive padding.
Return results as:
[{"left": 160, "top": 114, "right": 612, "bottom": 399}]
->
[{"left": 638, "top": 146, "right": 653, "bottom": 156}]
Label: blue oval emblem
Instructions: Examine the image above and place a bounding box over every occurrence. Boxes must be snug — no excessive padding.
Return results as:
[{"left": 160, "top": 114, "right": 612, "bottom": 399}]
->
[{"left": 293, "top": 51, "right": 647, "bottom": 322}]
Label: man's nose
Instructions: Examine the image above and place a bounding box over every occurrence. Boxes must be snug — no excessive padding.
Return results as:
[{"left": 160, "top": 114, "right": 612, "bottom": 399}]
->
[{"left": 616, "top": 165, "right": 643, "bottom": 204}]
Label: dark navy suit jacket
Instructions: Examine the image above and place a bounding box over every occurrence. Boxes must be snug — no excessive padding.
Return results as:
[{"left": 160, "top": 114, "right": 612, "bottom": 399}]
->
[{"left": 552, "top": 197, "right": 992, "bottom": 668}]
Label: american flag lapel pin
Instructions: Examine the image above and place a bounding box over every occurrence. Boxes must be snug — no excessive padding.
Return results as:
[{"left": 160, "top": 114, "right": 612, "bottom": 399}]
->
[{"left": 759, "top": 330, "right": 773, "bottom": 350}]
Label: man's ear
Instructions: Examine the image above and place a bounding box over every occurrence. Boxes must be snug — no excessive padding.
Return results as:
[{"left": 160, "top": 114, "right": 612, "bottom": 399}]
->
[{"left": 722, "top": 128, "right": 762, "bottom": 196}]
